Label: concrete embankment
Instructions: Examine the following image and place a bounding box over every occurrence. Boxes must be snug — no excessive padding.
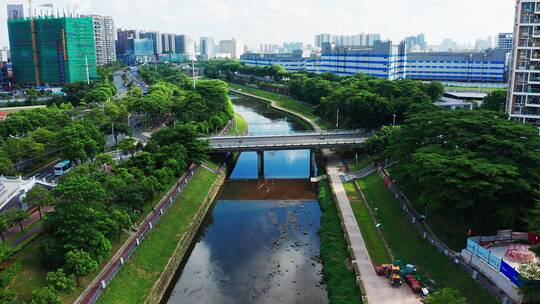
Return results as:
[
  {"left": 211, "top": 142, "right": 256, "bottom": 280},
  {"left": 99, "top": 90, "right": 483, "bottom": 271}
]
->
[{"left": 145, "top": 168, "right": 226, "bottom": 304}]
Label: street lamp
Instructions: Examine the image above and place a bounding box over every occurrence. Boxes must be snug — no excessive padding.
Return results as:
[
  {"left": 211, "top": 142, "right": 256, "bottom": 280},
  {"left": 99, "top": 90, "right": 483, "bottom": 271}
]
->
[
  {"left": 336, "top": 108, "right": 340, "bottom": 129},
  {"left": 392, "top": 114, "right": 396, "bottom": 127}
]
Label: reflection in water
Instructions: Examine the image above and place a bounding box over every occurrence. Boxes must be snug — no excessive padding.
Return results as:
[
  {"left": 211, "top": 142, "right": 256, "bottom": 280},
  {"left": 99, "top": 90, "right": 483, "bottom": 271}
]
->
[
  {"left": 167, "top": 201, "right": 327, "bottom": 304},
  {"left": 166, "top": 96, "right": 328, "bottom": 304},
  {"left": 229, "top": 99, "right": 315, "bottom": 180}
]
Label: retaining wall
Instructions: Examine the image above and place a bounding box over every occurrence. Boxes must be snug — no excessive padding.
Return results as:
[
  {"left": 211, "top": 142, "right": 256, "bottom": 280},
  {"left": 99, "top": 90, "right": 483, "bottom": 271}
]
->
[{"left": 145, "top": 169, "right": 226, "bottom": 304}]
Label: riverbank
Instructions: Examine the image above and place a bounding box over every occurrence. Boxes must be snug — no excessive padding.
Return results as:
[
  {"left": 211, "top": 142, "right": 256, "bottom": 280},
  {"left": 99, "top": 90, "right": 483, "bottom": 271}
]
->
[
  {"left": 228, "top": 83, "right": 323, "bottom": 126},
  {"left": 357, "top": 172, "right": 497, "bottom": 304},
  {"left": 318, "top": 181, "right": 363, "bottom": 303},
  {"left": 223, "top": 112, "right": 248, "bottom": 135},
  {"left": 96, "top": 168, "right": 222, "bottom": 304}
]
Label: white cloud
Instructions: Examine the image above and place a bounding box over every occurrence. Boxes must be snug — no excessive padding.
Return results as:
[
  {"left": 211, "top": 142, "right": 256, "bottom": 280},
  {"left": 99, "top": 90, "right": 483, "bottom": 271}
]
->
[{"left": 1, "top": 0, "right": 515, "bottom": 48}]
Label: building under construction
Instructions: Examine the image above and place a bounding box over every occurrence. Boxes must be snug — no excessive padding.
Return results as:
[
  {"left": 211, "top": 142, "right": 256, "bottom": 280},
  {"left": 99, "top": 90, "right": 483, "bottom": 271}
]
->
[{"left": 8, "top": 15, "right": 98, "bottom": 85}]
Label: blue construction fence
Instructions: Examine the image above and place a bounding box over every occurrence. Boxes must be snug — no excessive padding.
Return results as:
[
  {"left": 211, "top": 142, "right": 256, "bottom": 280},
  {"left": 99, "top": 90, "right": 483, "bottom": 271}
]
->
[{"left": 467, "top": 238, "right": 523, "bottom": 287}]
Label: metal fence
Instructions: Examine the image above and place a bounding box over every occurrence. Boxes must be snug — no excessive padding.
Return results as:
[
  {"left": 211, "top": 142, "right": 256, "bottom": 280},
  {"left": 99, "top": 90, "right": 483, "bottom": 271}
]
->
[
  {"left": 379, "top": 168, "right": 516, "bottom": 304},
  {"left": 78, "top": 165, "right": 202, "bottom": 304}
]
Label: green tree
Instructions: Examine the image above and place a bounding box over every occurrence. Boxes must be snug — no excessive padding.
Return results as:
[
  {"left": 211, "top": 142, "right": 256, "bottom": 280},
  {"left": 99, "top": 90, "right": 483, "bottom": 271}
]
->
[
  {"left": 388, "top": 109, "right": 540, "bottom": 229},
  {"left": 118, "top": 138, "right": 137, "bottom": 157},
  {"left": 65, "top": 250, "right": 98, "bottom": 286},
  {"left": 58, "top": 122, "right": 105, "bottom": 163},
  {"left": 45, "top": 268, "right": 76, "bottom": 293},
  {"left": 30, "top": 287, "right": 62, "bottom": 304},
  {"left": 365, "top": 126, "right": 401, "bottom": 161},
  {"left": 0, "top": 288, "right": 16, "bottom": 303},
  {"left": 424, "top": 81, "right": 445, "bottom": 101},
  {"left": 481, "top": 89, "right": 507, "bottom": 112},
  {"left": 24, "top": 187, "right": 54, "bottom": 219},
  {"left": 7, "top": 209, "right": 28, "bottom": 232},
  {"left": 53, "top": 175, "right": 107, "bottom": 205},
  {"left": 0, "top": 214, "right": 11, "bottom": 242},
  {"left": 42, "top": 202, "right": 115, "bottom": 267},
  {"left": 425, "top": 288, "right": 467, "bottom": 304}
]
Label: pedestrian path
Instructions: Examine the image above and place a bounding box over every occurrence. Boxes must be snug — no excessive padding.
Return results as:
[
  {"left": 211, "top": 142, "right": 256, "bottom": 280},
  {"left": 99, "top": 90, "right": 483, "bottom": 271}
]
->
[
  {"left": 3, "top": 206, "right": 53, "bottom": 246},
  {"left": 325, "top": 154, "right": 420, "bottom": 304}
]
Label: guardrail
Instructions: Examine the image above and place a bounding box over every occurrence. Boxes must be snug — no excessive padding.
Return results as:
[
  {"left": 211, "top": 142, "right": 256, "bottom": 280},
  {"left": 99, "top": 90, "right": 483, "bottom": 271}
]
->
[
  {"left": 77, "top": 164, "right": 206, "bottom": 304},
  {"left": 210, "top": 139, "right": 368, "bottom": 151},
  {"left": 205, "top": 129, "right": 368, "bottom": 140}
]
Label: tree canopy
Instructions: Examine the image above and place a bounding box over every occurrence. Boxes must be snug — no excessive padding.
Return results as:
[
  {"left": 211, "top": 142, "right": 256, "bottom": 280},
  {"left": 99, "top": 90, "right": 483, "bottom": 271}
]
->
[{"left": 384, "top": 109, "right": 540, "bottom": 229}]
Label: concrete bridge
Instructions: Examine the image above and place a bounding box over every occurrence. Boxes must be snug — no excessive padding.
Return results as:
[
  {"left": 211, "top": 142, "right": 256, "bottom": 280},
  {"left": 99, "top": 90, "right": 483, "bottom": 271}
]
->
[{"left": 204, "top": 130, "right": 371, "bottom": 178}]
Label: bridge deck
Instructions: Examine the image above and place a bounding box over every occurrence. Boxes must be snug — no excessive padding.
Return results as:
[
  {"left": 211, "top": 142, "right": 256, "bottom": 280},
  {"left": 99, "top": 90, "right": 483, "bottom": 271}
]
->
[{"left": 205, "top": 131, "right": 370, "bottom": 152}]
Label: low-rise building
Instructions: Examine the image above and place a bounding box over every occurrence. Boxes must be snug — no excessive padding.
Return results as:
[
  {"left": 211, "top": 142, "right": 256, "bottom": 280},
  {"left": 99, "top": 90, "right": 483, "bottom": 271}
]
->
[
  {"left": 319, "top": 41, "right": 406, "bottom": 79},
  {"left": 240, "top": 51, "right": 309, "bottom": 72},
  {"left": 406, "top": 49, "right": 507, "bottom": 83},
  {"left": 241, "top": 42, "right": 507, "bottom": 83}
]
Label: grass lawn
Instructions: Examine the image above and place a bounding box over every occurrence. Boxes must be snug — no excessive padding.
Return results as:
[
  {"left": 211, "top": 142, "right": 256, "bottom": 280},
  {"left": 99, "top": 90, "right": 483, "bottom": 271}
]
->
[
  {"left": 318, "top": 181, "right": 362, "bottom": 304},
  {"left": 343, "top": 182, "right": 391, "bottom": 265},
  {"left": 227, "top": 83, "right": 321, "bottom": 124},
  {"left": 10, "top": 232, "right": 129, "bottom": 303},
  {"left": 224, "top": 112, "right": 248, "bottom": 135},
  {"left": 344, "top": 154, "right": 372, "bottom": 172},
  {"left": 96, "top": 168, "right": 219, "bottom": 304},
  {"left": 10, "top": 239, "right": 46, "bottom": 302},
  {"left": 358, "top": 173, "right": 498, "bottom": 304}
]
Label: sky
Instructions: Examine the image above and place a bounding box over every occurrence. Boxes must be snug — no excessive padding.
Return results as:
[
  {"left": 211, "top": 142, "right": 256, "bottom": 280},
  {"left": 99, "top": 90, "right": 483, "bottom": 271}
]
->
[{"left": 1, "top": 0, "right": 515, "bottom": 49}]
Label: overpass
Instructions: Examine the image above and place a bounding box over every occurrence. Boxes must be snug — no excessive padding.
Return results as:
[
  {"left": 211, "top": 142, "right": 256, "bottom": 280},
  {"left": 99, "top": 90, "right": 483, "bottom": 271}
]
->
[{"left": 204, "top": 130, "right": 371, "bottom": 177}]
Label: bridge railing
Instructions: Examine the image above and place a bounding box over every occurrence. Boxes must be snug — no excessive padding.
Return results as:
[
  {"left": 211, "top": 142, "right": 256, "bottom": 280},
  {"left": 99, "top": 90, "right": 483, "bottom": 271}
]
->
[
  {"left": 210, "top": 139, "right": 368, "bottom": 150},
  {"left": 205, "top": 129, "right": 369, "bottom": 139}
]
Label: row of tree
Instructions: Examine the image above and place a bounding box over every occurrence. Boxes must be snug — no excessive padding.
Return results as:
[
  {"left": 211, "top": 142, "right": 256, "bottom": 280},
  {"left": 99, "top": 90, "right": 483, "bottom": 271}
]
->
[
  {"left": 36, "top": 70, "right": 232, "bottom": 299},
  {"left": 204, "top": 60, "right": 445, "bottom": 130},
  {"left": 366, "top": 108, "right": 540, "bottom": 235}
]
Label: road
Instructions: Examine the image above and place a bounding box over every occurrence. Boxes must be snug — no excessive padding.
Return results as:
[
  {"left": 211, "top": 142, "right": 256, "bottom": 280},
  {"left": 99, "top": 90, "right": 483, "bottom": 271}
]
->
[{"left": 206, "top": 131, "right": 369, "bottom": 152}]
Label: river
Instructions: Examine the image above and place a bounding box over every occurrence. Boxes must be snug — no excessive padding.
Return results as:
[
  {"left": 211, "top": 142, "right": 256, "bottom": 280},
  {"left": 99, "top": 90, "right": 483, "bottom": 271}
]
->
[{"left": 164, "top": 95, "right": 328, "bottom": 304}]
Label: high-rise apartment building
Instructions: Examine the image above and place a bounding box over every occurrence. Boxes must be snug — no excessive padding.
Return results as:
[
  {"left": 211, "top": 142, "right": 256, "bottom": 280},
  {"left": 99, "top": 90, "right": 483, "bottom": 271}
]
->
[
  {"left": 200, "top": 37, "right": 215, "bottom": 59},
  {"left": 139, "top": 31, "right": 162, "bottom": 57},
  {"left": 116, "top": 29, "right": 138, "bottom": 56},
  {"left": 508, "top": 0, "right": 540, "bottom": 126},
  {"left": 497, "top": 33, "right": 514, "bottom": 53},
  {"left": 218, "top": 39, "right": 240, "bottom": 59},
  {"left": 8, "top": 16, "right": 98, "bottom": 85},
  {"left": 161, "top": 33, "right": 175, "bottom": 53},
  {"left": 404, "top": 34, "right": 428, "bottom": 51},
  {"left": 259, "top": 44, "right": 279, "bottom": 54},
  {"left": 87, "top": 15, "right": 116, "bottom": 66},
  {"left": 315, "top": 33, "right": 332, "bottom": 48},
  {"left": 315, "top": 33, "right": 381, "bottom": 48},
  {"left": 174, "top": 35, "right": 196, "bottom": 58}
]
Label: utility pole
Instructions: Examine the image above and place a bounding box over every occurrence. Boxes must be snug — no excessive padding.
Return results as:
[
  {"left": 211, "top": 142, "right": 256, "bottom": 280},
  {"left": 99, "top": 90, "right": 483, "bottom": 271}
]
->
[
  {"left": 393, "top": 114, "right": 396, "bottom": 127},
  {"left": 9, "top": 135, "right": 23, "bottom": 167},
  {"left": 192, "top": 59, "right": 196, "bottom": 89},
  {"left": 336, "top": 108, "right": 340, "bottom": 129},
  {"left": 111, "top": 123, "right": 115, "bottom": 145}
]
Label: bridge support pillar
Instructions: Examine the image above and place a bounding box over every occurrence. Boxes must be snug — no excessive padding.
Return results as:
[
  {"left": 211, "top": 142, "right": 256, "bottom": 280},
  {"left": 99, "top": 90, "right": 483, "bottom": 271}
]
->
[
  {"left": 309, "top": 149, "right": 316, "bottom": 178},
  {"left": 257, "top": 150, "right": 264, "bottom": 179}
]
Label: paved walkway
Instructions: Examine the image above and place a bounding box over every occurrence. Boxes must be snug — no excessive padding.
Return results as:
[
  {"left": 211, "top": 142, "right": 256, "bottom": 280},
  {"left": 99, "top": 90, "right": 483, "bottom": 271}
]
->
[
  {"left": 3, "top": 206, "right": 53, "bottom": 245},
  {"left": 231, "top": 88, "right": 421, "bottom": 304}
]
